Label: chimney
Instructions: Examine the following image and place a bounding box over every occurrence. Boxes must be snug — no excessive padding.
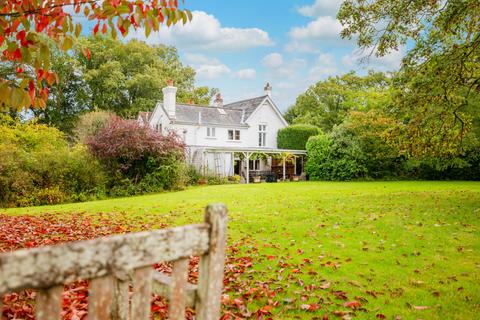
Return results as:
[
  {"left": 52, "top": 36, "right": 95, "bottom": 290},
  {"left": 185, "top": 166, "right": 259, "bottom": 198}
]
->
[
  {"left": 162, "top": 79, "right": 177, "bottom": 118},
  {"left": 264, "top": 82, "right": 272, "bottom": 97},
  {"left": 214, "top": 93, "right": 223, "bottom": 107}
]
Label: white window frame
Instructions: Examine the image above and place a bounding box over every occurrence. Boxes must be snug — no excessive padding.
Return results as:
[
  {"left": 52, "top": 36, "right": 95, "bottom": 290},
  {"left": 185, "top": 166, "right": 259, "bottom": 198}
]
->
[
  {"left": 249, "top": 159, "right": 261, "bottom": 171},
  {"left": 228, "top": 129, "right": 241, "bottom": 141},
  {"left": 258, "top": 124, "right": 267, "bottom": 147},
  {"left": 155, "top": 123, "right": 162, "bottom": 133},
  {"left": 207, "top": 127, "right": 216, "bottom": 138}
]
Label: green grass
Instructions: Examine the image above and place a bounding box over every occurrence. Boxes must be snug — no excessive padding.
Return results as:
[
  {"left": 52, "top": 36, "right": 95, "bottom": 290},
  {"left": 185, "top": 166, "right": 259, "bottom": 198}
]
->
[{"left": 2, "top": 181, "right": 480, "bottom": 319}]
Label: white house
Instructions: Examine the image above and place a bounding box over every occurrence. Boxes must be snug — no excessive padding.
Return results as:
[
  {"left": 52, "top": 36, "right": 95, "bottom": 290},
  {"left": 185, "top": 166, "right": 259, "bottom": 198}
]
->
[{"left": 138, "top": 81, "right": 306, "bottom": 183}]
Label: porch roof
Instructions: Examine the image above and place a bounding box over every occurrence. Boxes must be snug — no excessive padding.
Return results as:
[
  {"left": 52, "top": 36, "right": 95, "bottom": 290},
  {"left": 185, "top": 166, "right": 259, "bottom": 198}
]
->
[{"left": 195, "top": 146, "right": 307, "bottom": 155}]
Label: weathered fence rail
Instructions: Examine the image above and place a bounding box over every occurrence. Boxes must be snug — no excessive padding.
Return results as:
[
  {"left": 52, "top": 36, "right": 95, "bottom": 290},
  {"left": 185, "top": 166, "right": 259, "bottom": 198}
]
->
[{"left": 0, "top": 203, "right": 228, "bottom": 320}]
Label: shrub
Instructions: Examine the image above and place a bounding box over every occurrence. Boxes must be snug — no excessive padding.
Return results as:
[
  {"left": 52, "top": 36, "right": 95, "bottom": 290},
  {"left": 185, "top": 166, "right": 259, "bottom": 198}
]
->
[
  {"left": 0, "top": 116, "right": 106, "bottom": 207},
  {"left": 306, "top": 126, "right": 368, "bottom": 181},
  {"left": 277, "top": 124, "right": 321, "bottom": 150},
  {"left": 186, "top": 165, "right": 202, "bottom": 185},
  {"left": 74, "top": 110, "right": 115, "bottom": 142},
  {"left": 343, "top": 111, "right": 404, "bottom": 178},
  {"left": 86, "top": 116, "right": 187, "bottom": 195}
]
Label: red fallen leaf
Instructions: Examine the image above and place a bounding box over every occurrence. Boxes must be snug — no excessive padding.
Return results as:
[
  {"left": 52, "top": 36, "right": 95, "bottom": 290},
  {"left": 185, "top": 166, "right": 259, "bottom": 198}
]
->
[
  {"left": 300, "top": 303, "right": 320, "bottom": 312},
  {"left": 376, "top": 314, "right": 386, "bottom": 319},
  {"left": 16, "top": 67, "right": 24, "bottom": 73},
  {"left": 413, "top": 305, "right": 429, "bottom": 310},
  {"left": 333, "top": 310, "right": 346, "bottom": 317},
  {"left": 266, "top": 255, "right": 275, "bottom": 260},
  {"left": 344, "top": 300, "right": 361, "bottom": 309},
  {"left": 332, "top": 290, "right": 348, "bottom": 300},
  {"left": 323, "top": 314, "right": 329, "bottom": 320}
]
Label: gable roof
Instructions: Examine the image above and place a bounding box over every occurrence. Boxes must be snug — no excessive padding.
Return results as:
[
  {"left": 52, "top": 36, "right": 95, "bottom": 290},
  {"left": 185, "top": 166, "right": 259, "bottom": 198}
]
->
[
  {"left": 158, "top": 103, "right": 248, "bottom": 127},
  {"left": 146, "top": 94, "right": 287, "bottom": 127},
  {"left": 223, "top": 95, "right": 267, "bottom": 120},
  {"left": 138, "top": 111, "right": 152, "bottom": 124}
]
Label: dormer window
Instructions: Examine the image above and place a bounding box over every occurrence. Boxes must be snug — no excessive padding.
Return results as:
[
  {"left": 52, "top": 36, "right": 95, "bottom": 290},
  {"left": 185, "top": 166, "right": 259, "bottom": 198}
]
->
[
  {"left": 228, "top": 129, "right": 240, "bottom": 141},
  {"left": 207, "top": 127, "right": 216, "bottom": 138}
]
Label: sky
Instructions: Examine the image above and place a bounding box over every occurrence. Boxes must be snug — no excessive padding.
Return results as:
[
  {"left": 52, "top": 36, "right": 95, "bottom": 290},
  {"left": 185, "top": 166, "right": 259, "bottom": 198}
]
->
[{"left": 125, "top": 0, "right": 404, "bottom": 111}]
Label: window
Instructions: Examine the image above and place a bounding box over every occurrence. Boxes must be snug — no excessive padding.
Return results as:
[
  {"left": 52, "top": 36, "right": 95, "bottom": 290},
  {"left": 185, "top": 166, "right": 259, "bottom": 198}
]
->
[
  {"left": 155, "top": 123, "right": 162, "bottom": 133},
  {"left": 258, "top": 124, "right": 267, "bottom": 146},
  {"left": 249, "top": 159, "right": 260, "bottom": 171},
  {"left": 207, "top": 127, "right": 216, "bottom": 138},
  {"left": 228, "top": 129, "right": 240, "bottom": 141}
]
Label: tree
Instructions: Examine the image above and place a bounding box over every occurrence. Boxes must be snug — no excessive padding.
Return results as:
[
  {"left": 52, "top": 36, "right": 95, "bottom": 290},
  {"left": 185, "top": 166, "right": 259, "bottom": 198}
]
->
[
  {"left": 29, "top": 45, "right": 90, "bottom": 135},
  {"left": 284, "top": 71, "right": 392, "bottom": 132},
  {"left": 0, "top": 0, "right": 192, "bottom": 111},
  {"left": 76, "top": 37, "right": 216, "bottom": 117},
  {"left": 338, "top": 0, "right": 480, "bottom": 156}
]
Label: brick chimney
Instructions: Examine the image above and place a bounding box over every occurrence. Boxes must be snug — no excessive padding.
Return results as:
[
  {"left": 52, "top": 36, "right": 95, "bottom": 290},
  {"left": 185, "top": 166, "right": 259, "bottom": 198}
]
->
[
  {"left": 264, "top": 82, "right": 272, "bottom": 97},
  {"left": 214, "top": 93, "right": 223, "bottom": 107},
  {"left": 162, "top": 79, "right": 177, "bottom": 118}
]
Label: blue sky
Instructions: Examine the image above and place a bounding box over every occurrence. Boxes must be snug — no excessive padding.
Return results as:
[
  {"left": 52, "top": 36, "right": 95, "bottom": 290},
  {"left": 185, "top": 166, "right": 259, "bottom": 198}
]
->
[{"left": 125, "top": 0, "right": 404, "bottom": 111}]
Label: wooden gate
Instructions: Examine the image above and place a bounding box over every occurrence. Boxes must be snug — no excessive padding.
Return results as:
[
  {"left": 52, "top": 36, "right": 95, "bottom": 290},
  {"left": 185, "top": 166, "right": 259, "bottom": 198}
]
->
[{"left": 0, "top": 204, "right": 228, "bottom": 320}]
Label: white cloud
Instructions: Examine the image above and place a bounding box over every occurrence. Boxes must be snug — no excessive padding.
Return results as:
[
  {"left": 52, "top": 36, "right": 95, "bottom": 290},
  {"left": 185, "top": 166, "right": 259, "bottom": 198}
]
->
[
  {"left": 341, "top": 47, "right": 404, "bottom": 71},
  {"left": 265, "top": 57, "right": 307, "bottom": 81},
  {"left": 309, "top": 53, "right": 338, "bottom": 79},
  {"left": 289, "top": 16, "right": 343, "bottom": 41},
  {"left": 184, "top": 53, "right": 231, "bottom": 80},
  {"left": 286, "top": 16, "right": 351, "bottom": 52},
  {"left": 126, "top": 11, "right": 273, "bottom": 52},
  {"left": 234, "top": 68, "right": 257, "bottom": 80},
  {"left": 298, "top": 0, "right": 344, "bottom": 17},
  {"left": 261, "top": 53, "right": 284, "bottom": 68},
  {"left": 196, "top": 64, "right": 231, "bottom": 80}
]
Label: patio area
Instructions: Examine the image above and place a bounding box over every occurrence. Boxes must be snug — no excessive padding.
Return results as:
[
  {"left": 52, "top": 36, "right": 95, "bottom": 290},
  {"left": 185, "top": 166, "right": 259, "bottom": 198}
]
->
[{"left": 189, "top": 146, "right": 307, "bottom": 184}]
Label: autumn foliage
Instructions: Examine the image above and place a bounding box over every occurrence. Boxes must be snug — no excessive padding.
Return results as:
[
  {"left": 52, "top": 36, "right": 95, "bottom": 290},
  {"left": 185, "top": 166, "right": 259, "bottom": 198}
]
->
[
  {"left": 86, "top": 116, "right": 187, "bottom": 191},
  {"left": 0, "top": 0, "right": 192, "bottom": 110},
  {"left": 0, "top": 214, "right": 265, "bottom": 320}
]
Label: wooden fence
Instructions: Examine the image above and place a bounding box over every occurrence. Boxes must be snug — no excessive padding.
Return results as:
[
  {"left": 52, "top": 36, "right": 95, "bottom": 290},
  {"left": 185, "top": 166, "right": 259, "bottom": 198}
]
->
[{"left": 0, "top": 204, "right": 228, "bottom": 320}]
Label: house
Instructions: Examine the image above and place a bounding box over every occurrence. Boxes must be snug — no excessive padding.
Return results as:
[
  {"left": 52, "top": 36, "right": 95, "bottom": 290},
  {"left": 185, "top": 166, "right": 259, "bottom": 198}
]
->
[{"left": 138, "top": 80, "right": 306, "bottom": 183}]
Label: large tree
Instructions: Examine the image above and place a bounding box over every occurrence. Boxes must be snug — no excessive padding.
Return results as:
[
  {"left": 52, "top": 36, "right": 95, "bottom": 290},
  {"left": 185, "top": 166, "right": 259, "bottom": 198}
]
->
[
  {"left": 284, "top": 71, "right": 392, "bottom": 132},
  {"left": 76, "top": 37, "right": 216, "bottom": 118},
  {"left": 30, "top": 45, "right": 90, "bottom": 135},
  {"left": 0, "top": 0, "right": 192, "bottom": 111},
  {"left": 338, "top": 0, "right": 480, "bottom": 156}
]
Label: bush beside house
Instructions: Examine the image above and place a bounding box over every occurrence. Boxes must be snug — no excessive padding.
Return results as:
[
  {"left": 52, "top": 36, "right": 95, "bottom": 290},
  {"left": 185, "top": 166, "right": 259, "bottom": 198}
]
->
[
  {"left": 0, "top": 116, "right": 105, "bottom": 207},
  {"left": 0, "top": 114, "right": 190, "bottom": 208},
  {"left": 305, "top": 110, "right": 480, "bottom": 181},
  {"left": 86, "top": 116, "right": 187, "bottom": 196},
  {"left": 306, "top": 127, "right": 367, "bottom": 181},
  {"left": 277, "top": 124, "right": 321, "bottom": 150}
]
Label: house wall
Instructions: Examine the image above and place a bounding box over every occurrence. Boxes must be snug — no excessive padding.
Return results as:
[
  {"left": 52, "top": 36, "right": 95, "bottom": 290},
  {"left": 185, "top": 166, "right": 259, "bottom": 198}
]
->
[
  {"left": 147, "top": 98, "right": 289, "bottom": 177},
  {"left": 243, "top": 100, "right": 287, "bottom": 149}
]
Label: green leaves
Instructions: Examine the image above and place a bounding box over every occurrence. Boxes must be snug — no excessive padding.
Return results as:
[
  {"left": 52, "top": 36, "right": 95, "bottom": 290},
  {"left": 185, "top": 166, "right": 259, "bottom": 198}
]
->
[{"left": 337, "top": 0, "right": 480, "bottom": 157}]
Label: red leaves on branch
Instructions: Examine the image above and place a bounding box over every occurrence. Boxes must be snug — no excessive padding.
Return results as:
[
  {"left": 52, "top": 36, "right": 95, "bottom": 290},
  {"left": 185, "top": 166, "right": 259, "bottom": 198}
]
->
[{"left": 0, "top": 0, "right": 192, "bottom": 110}]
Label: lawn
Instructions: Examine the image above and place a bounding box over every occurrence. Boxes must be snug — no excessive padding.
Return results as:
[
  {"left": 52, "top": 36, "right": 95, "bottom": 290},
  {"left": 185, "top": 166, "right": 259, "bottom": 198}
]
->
[{"left": 2, "top": 181, "right": 480, "bottom": 319}]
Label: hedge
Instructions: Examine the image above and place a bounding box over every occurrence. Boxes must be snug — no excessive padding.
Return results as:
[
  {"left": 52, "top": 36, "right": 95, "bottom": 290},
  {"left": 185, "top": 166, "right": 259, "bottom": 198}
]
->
[{"left": 277, "top": 124, "right": 321, "bottom": 150}]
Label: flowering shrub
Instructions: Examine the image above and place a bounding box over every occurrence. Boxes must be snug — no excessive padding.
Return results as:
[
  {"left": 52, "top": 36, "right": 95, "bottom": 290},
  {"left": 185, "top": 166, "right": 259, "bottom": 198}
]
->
[{"left": 86, "top": 117, "right": 187, "bottom": 194}]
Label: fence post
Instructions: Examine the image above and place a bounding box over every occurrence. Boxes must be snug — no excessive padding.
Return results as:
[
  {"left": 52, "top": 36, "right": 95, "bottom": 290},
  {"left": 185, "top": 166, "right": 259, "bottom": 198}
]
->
[{"left": 195, "top": 204, "right": 228, "bottom": 320}]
